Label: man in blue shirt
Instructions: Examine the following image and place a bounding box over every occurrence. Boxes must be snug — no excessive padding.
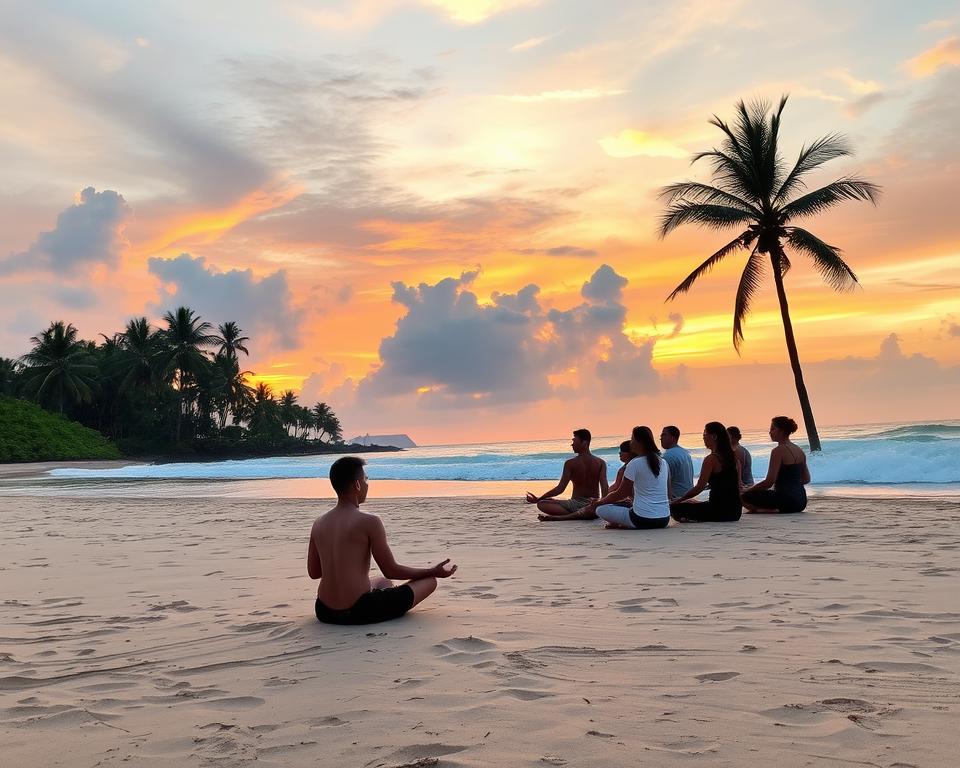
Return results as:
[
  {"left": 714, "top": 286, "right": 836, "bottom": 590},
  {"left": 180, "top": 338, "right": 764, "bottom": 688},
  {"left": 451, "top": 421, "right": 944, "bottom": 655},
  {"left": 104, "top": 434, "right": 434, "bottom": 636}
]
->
[{"left": 660, "top": 425, "right": 694, "bottom": 500}]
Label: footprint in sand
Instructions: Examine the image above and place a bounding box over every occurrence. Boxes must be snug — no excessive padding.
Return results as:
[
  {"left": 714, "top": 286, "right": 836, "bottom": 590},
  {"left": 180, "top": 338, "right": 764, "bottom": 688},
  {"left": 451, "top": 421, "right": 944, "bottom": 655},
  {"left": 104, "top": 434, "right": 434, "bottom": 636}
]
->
[
  {"left": 309, "top": 715, "right": 346, "bottom": 727},
  {"left": 432, "top": 636, "right": 498, "bottom": 666},
  {"left": 502, "top": 688, "right": 554, "bottom": 701},
  {"left": 199, "top": 696, "right": 265, "bottom": 711},
  {"left": 373, "top": 743, "right": 468, "bottom": 766},
  {"left": 695, "top": 671, "right": 740, "bottom": 682}
]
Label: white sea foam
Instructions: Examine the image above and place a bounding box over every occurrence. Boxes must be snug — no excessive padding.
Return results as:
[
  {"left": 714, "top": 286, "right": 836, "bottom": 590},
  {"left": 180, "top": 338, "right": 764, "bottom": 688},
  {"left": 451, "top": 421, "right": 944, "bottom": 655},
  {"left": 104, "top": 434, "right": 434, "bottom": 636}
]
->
[{"left": 46, "top": 421, "right": 960, "bottom": 487}]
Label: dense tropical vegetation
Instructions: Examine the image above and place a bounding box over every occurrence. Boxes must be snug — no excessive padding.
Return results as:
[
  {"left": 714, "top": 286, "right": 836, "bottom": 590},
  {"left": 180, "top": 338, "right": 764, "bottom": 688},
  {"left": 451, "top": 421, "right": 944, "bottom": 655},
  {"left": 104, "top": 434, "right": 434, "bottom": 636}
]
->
[
  {"left": 0, "top": 396, "right": 120, "bottom": 462},
  {"left": 1, "top": 308, "right": 344, "bottom": 459},
  {"left": 659, "top": 96, "right": 879, "bottom": 451}
]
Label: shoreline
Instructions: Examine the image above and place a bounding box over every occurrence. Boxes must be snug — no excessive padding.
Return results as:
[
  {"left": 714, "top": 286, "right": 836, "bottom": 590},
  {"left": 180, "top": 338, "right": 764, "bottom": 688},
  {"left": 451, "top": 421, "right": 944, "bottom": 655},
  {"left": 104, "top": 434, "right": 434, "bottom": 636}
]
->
[
  {"left": 0, "top": 458, "right": 147, "bottom": 480},
  {"left": 0, "top": 443, "right": 402, "bottom": 480},
  {"left": 2, "top": 472, "right": 958, "bottom": 500}
]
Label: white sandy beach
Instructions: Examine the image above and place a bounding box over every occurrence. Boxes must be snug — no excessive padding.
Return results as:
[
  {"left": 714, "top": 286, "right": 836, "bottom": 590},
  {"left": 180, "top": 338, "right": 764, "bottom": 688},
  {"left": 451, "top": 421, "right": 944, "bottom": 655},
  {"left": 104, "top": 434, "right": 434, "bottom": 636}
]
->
[{"left": 2, "top": 493, "right": 959, "bottom": 767}]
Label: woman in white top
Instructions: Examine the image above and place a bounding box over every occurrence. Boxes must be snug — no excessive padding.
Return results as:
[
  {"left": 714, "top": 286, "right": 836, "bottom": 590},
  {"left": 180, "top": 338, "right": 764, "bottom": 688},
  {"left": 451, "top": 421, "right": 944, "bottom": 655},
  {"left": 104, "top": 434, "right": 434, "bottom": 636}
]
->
[{"left": 582, "top": 426, "right": 671, "bottom": 529}]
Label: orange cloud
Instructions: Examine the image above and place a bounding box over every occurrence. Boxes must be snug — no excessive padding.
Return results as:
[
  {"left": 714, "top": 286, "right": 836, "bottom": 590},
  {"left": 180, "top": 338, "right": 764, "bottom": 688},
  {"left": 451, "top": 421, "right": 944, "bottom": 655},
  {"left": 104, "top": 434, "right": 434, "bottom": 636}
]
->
[
  {"left": 907, "top": 36, "right": 960, "bottom": 77},
  {"left": 133, "top": 181, "right": 302, "bottom": 259}
]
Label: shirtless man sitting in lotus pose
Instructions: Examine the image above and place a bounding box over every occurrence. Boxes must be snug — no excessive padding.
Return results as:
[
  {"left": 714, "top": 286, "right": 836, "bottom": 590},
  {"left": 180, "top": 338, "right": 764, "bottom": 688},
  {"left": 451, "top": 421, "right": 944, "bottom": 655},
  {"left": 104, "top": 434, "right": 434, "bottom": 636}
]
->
[
  {"left": 525, "top": 428, "right": 608, "bottom": 521},
  {"left": 308, "top": 456, "right": 457, "bottom": 625}
]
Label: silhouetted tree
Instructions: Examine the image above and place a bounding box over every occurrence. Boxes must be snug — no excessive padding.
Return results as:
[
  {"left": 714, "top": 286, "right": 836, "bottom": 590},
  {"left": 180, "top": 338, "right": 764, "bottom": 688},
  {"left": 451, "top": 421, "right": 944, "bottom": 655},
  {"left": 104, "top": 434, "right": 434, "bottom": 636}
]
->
[
  {"left": 160, "top": 307, "right": 218, "bottom": 442},
  {"left": 659, "top": 96, "right": 879, "bottom": 451},
  {"left": 20, "top": 321, "right": 98, "bottom": 414},
  {"left": 0, "top": 357, "right": 20, "bottom": 396},
  {"left": 214, "top": 321, "right": 250, "bottom": 362}
]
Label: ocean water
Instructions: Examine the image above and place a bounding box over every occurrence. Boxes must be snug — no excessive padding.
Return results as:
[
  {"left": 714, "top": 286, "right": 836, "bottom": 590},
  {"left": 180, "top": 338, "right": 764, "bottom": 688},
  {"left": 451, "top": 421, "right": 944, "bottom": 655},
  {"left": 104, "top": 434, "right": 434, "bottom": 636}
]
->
[{"left": 4, "top": 420, "right": 960, "bottom": 498}]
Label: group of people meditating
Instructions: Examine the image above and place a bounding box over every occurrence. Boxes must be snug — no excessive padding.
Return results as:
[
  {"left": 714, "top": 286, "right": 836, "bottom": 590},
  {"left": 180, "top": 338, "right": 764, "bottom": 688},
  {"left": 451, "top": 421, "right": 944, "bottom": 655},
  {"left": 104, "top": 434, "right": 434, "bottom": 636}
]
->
[
  {"left": 525, "top": 418, "right": 810, "bottom": 528},
  {"left": 306, "top": 418, "right": 809, "bottom": 625}
]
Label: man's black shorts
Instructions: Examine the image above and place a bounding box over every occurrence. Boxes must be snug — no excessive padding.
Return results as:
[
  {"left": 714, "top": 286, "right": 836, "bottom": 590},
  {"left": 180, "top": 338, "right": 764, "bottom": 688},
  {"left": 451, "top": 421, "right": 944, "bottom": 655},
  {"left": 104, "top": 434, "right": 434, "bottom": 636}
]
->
[{"left": 315, "top": 585, "right": 415, "bottom": 625}]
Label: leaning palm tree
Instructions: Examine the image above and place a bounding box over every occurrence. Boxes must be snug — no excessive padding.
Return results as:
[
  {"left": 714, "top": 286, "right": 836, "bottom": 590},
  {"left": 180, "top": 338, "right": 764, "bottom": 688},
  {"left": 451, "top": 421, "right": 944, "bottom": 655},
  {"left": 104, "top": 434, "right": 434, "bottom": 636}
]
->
[
  {"left": 214, "top": 321, "right": 250, "bottom": 362},
  {"left": 160, "top": 307, "right": 218, "bottom": 442},
  {"left": 659, "top": 96, "right": 879, "bottom": 451},
  {"left": 19, "top": 321, "right": 98, "bottom": 414},
  {"left": 311, "top": 402, "right": 333, "bottom": 441}
]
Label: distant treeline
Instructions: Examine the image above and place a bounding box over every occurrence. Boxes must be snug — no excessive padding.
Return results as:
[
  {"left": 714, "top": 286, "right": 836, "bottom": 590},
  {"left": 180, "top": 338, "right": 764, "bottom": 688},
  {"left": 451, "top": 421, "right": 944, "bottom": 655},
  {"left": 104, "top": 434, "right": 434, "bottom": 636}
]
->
[{"left": 0, "top": 308, "right": 345, "bottom": 458}]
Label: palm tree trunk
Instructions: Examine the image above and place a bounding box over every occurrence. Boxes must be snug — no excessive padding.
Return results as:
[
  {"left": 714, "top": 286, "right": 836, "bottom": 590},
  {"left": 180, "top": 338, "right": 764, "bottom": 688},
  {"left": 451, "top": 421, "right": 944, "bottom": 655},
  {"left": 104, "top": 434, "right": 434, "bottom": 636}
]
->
[
  {"left": 771, "top": 247, "right": 822, "bottom": 452},
  {"left": 175, "top": 368, "right": 183, "bottom": 443}
]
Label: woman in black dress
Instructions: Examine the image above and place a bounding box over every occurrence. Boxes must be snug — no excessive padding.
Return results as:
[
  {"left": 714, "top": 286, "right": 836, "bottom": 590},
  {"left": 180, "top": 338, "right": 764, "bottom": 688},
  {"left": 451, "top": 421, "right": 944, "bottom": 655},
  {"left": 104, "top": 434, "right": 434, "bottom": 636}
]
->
[
  {"left": 742, "top": 416, "right": 810, "bottom": 513},
  {"left": 670, "top": 421, "right": 742, "bottom": 523}
]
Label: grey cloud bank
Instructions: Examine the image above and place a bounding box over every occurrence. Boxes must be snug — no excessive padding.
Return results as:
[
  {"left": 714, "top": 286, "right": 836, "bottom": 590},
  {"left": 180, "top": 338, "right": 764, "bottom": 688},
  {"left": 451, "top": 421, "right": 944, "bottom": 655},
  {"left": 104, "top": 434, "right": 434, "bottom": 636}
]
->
[
  {"left": 148, "top": 254, "right": 304, "bottom": 351},
  {"left": 0, "top": 188, "right": 130, "bottom": 276}
]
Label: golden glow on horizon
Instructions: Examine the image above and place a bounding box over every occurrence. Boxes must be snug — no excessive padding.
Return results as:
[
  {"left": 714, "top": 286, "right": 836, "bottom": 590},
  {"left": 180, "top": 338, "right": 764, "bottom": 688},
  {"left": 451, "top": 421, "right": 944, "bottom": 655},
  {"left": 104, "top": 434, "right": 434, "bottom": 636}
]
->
[{"left": 247, "top": 373, "right": 305, "bottom": 392}]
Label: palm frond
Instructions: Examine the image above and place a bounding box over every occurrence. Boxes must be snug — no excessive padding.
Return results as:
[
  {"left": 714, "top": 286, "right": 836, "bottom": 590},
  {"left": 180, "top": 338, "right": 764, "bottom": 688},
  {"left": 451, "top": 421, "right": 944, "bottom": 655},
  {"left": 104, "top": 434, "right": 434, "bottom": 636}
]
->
[
  {"left": 733, "top": 247, "right": 766, "bottom": 351},
  {"left": 728, "top": 99, "right": 775, "bottom": 200},
  {"left": 659, "top": 203, "right": 755, "bottom": 238},
  {"left": 762, "top": 95, "right": 789, "bottom": 199},
  {"left": 785, "top": 227, "right": 859, "bottom": 291},
  {"left": 779, "top": 249, "right": 792, "bottom": 277},
  {"left": 658, "top": 182, "right": 760, "bottom": 215},
  {"left": 690, "top": 149, "right": 760, "bottom": 203},
  {"left": 774, "top": 133, "right": 852, "bottom": 203},
  {"left": 666, "top": 231, "right": 754, "bottom": 301},
  {"left": 781, "top": 177, "right": 880, "bottom": 221},
  {"left": 705, "top": 108, "right": 765, "bottom": 198}
]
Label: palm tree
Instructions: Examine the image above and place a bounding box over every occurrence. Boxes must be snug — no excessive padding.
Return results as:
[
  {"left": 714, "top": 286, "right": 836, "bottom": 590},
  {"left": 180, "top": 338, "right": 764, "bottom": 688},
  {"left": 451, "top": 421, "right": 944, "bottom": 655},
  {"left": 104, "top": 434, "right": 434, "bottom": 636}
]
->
[
  {"left": 294, "top": 405, "right": 314, "bottom": 439},
  {"left": 160, "top": 307, "right": 218, "bottom": 442},
  {"left": 247, "top": 381, "right": 285, "bottom": 440},
  {"left": 0, "top": 357, "right": 19, "bottom": 396},
  {"left": 659, "top": 96, "right": 879, "bottom": 451},
  {"left": 117, "top": 317, "right": 161, "bottom": 394},
  {"left": 325, "top": 413, "right": 343, "bottom": 444},
  {"left": 311, "top": 402, "right": 333, "bottom": 441},
  {"left": 214, "top": 321, "right": 250, "bottom": 362},
  {"left": 19, "top": 321, "right": 98, "bottom": 414},
  {"left": 208, "top": 352, "right": 255, "bottom": 430},
  {"left": 279, "top": 390, "right": 298, "bottom": 436}
]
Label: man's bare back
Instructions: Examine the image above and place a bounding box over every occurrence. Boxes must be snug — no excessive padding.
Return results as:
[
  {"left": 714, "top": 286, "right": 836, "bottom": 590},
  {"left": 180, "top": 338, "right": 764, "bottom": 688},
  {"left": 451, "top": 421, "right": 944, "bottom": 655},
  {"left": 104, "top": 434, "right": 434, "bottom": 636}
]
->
[
  {"left": 308, "top": 505, "right": 382, "bottom": 609},
  {"left": 564, "top": 453, "right": 606, "bottom": 499},
  {"left": 525, "top": 429, "right": 608, "bottom": 520},
  {"left": 307, "top": 457, "right": 457, "bottom": 625}
]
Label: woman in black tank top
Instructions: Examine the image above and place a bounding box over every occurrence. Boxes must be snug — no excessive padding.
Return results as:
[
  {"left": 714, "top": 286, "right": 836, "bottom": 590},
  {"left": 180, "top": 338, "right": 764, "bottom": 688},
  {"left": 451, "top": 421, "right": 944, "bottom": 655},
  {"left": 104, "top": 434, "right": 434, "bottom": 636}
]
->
[
  {"left": 670, "top": 421, "right": 742, "bottom": 523},
  {"left": 742, "top": 416, "right": 811, "bottom": 513}
]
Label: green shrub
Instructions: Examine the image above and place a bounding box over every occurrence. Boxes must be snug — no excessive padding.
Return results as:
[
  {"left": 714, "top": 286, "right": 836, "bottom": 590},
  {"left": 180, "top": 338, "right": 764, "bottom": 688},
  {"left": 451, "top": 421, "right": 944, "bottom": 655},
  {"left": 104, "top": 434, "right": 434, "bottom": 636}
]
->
[{"left": 0, "top": 396, "right": 121, "bottom": 462}]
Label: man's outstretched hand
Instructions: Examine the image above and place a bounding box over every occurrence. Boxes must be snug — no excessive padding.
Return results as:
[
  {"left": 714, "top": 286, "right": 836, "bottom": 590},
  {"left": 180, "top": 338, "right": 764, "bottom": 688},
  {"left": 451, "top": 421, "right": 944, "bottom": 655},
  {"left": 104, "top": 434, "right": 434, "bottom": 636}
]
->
[{"left": 431, "top": 558, "right": 458, "bottom": 578}]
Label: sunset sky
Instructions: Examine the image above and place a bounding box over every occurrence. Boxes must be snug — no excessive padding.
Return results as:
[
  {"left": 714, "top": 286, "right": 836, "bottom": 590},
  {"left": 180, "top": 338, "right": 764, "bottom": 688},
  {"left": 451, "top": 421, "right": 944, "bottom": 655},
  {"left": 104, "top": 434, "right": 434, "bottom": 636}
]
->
[{"left": 1, "top": 0, "right": 958, "bottom": 443}]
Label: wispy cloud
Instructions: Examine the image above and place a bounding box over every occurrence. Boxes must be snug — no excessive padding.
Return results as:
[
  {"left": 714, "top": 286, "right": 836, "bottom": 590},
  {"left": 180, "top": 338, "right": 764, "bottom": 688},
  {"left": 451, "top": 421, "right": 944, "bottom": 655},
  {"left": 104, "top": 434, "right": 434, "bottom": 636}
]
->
[
  {"left": 828, "top": 68, "right": 881, "bottom": 95},
  {"left": 501, "top": 88, "right": 626, "bottom": 103},
  {"left": 510, "top": 34, "right": 551, "bottom": 52},
  {"left": 907, "top": 36, "right": 960, "bottom": 78},
  {"left": 920, "top": 17, "right": 956, "bottom": 32}
]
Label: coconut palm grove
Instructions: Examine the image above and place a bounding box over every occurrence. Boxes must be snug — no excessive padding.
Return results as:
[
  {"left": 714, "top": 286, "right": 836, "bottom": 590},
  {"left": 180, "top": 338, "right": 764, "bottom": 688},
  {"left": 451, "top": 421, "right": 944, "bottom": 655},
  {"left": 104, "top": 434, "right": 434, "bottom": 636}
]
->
[{"left": 1, "top": 308, "right": 344, "bottom": 460}]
